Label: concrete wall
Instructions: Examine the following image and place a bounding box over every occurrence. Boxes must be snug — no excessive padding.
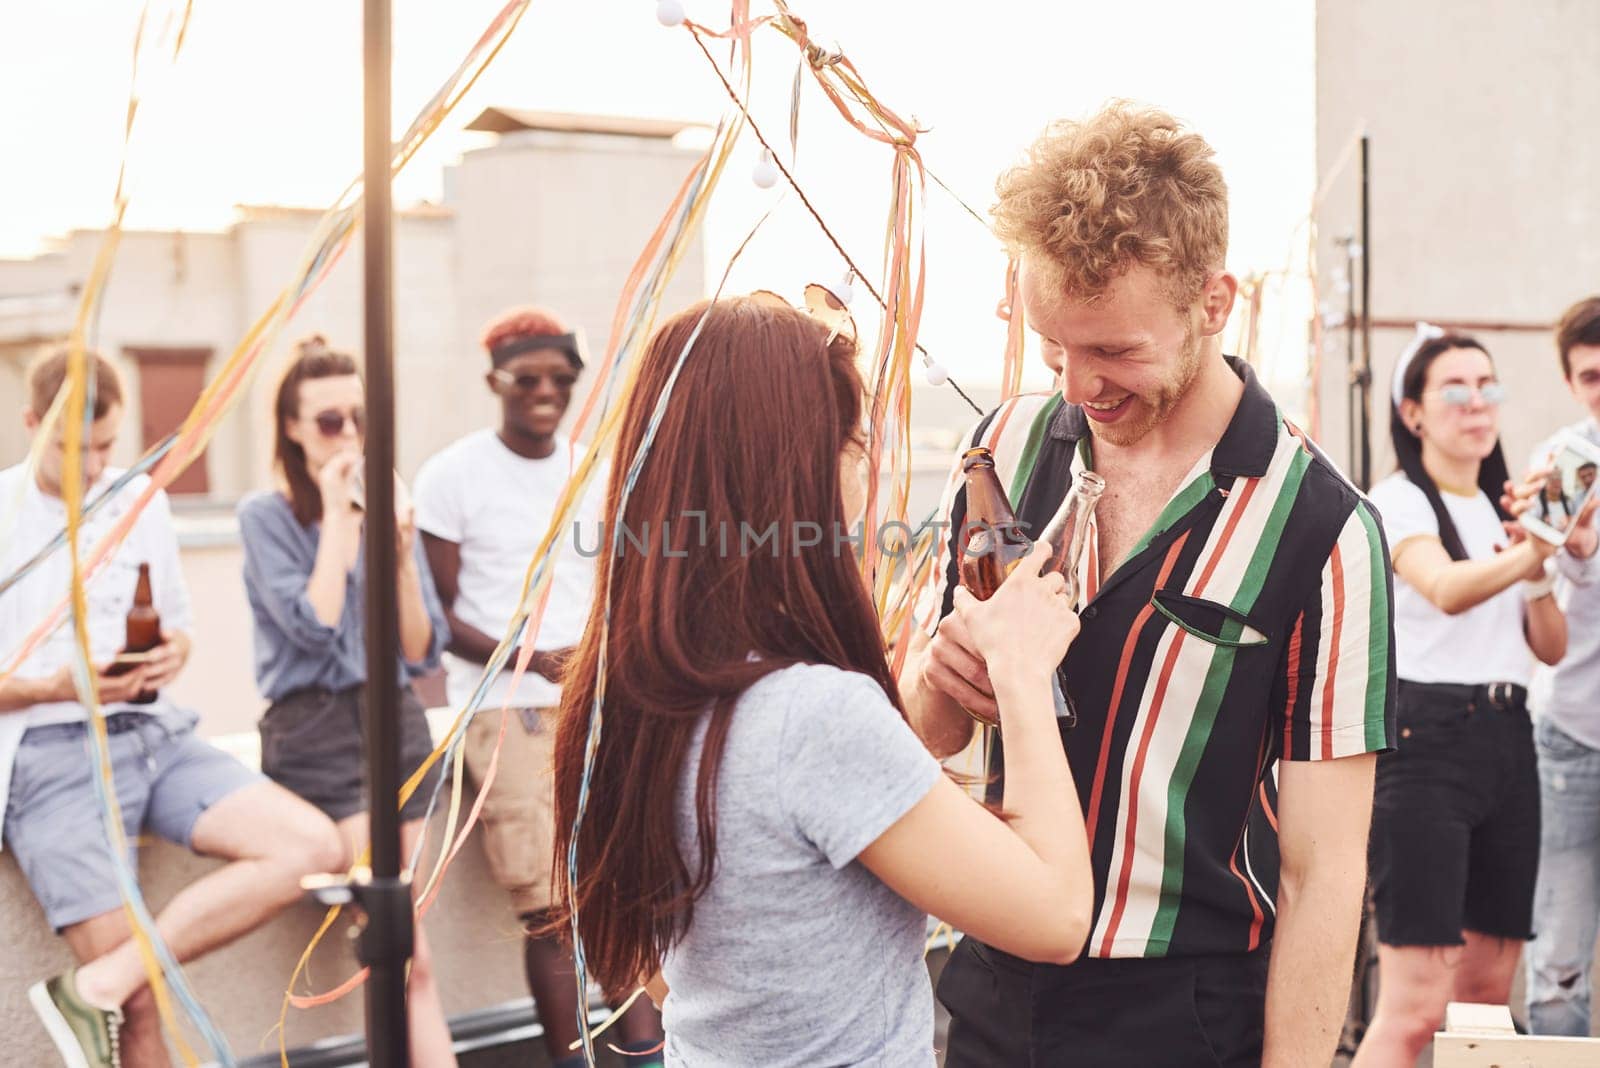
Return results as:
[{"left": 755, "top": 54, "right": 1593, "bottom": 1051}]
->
[
  {"left": 0, "top": 126, "right": 712, "bottom": 498},
  {"left": 0, "top": 230, "right": 244, "bottom": 483},
  {"left": 1314, "top": 0, "right": 1600, "bottom": 484},
  {"left": 0, "top": 730, "right": 529, "bottom": 1065},
  {"left": 230, "top": 208, "right": 461, "bottom": 488}
]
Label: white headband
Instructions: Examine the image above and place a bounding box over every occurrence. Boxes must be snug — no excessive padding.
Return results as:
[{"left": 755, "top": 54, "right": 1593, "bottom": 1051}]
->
[{"left": 1391, "top": 321, "right": 1446, "bottom": 411}]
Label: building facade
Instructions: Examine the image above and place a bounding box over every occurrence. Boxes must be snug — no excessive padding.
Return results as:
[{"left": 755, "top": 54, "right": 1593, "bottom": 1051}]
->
[
  {"left": 0, "top": 109, "right": 710, "bottom": 498},
  {"left": 1313, "top": 0, "right": 1600, "bottom": 485}
]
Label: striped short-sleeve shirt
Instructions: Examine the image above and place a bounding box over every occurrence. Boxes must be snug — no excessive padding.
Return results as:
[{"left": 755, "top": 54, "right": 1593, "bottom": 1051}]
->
[{"left": 923, "top": 357, "right": 1397, "bottom": 959}]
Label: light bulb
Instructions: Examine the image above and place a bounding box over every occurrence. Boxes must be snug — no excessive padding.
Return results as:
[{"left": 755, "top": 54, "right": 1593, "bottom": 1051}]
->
[
  {"left": 655, "top": 0, "right": 685, "bottom": 28},
  {"left": 752, "top": 151, "right": 780, "bottom": 189}
]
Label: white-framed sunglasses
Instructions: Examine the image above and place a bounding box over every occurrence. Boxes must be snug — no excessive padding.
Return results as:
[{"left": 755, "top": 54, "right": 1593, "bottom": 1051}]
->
[{"left": 1428, "top": 382, "right": 1507, "bottom": 408}]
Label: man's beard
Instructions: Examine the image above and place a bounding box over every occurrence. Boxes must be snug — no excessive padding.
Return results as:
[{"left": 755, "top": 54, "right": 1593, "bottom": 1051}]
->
[{"left": 1090, "top": 323, "right": 1204, "bottom": 448}]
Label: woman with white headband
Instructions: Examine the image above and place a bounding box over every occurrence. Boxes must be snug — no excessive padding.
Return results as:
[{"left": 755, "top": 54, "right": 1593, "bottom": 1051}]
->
[{"left": 1354, "top": 326, "right": 1598, "bottom": 1065}]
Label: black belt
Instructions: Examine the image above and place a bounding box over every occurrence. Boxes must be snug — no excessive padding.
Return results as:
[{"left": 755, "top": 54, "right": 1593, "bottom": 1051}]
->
[
  {"left": 1399, "top": 679, "right": 1527, "bottom": 712},
  {"left": 22, "top": 711, "right": 149, "bottom": 744}
]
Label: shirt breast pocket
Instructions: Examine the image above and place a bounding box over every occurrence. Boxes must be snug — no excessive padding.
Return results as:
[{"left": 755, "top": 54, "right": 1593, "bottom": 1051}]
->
[{"left": 1150, "top": 588, "right": 1273, "bottom": 649}]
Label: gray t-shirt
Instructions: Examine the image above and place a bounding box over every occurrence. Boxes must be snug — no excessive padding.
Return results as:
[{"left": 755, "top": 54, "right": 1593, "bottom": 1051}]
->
[{"left": 662, "top": 662, "right": 942, "bottom": 1067}]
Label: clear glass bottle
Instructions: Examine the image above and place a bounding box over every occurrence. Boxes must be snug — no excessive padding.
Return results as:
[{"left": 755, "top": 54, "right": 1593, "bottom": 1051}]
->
[{"left": 1036, "top": 470, "right": 1105, "bottom": 727}]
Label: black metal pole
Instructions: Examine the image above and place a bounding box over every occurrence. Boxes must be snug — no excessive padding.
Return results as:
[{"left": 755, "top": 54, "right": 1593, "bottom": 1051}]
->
[
  {"left": 1340, "top": 233, "right": 1357, "bottom": 482},
  {"left": 1358, "top": 134, "right": 1373, "bottom": 491},
  {"left": 361, "top": 0, "right": 411, "bottom": 1062}
]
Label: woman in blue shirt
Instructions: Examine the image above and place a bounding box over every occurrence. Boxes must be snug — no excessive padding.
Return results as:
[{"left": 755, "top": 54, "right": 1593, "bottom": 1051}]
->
[{"left": 238, "top": 334, "right": 456, "bottom": 1066}]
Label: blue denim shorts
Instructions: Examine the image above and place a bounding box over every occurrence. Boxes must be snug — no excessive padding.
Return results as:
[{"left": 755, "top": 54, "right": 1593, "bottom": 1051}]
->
[{"left": 2, "top": 708, "right": 261, "bottom": 931}]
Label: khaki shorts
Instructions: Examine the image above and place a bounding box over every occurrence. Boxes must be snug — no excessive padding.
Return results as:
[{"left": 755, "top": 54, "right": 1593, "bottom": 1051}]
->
[{"left": 463, "top": 706, "right": 558, "bottom": 916}]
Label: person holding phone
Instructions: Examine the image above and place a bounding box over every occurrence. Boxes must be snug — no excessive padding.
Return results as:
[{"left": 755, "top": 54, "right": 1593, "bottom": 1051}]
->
[
  {"left": 1524, "top": 297, "right": 1600, "bottom": 1036},
  {"left": 1355, "top": 327, "right": 1598, "bottom": 1064},
  {"left": 236, "top": 334, "right": 457, "bottom": 1067},
  {"left": 9, "top": 348, "right": 346, "bottom": 1068}
]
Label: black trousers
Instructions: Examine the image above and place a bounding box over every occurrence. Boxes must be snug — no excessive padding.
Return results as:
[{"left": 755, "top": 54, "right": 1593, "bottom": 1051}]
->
[{"left": 938, "top": 938, "right": 1269, "bottom": 1067}]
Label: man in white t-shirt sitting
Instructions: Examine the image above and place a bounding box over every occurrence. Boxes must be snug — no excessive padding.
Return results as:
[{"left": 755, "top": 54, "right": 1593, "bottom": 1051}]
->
[
  {"left": 414, "top": 307, "right": 661, "bottom": 1068},
  {"left": 2, "top": 348, "right": 344, "bottom": 1068}
]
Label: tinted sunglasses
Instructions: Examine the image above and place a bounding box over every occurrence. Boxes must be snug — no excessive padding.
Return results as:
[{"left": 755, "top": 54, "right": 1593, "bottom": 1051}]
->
[
  {"left": 490, "top": 368, "right": 578, "bottom": 393},
  {"left": 1430, "top": 382, "right": 1507, "bottom": 408},
  {"left": 747, "top": 282, "right": 858, "bottom": 345},
  {"left": 311, "top": 408, "right": 365, "bottom": 437}
]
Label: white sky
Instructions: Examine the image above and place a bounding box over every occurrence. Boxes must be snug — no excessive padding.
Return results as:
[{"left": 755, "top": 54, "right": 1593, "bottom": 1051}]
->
[{"left": 0, "top": 0, "right": 1315, "bottom": 391}]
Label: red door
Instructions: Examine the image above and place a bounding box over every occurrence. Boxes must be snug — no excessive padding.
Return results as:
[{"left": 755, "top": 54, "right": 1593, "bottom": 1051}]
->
[{"left": 128, "top": 348, "right": 211, "bottom": 496}]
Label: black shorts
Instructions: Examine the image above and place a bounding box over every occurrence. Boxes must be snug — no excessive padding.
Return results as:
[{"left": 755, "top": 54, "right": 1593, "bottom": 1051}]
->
[
  {"left": 1369, "top": 679, "right": 1540, "bottom": 946},
  {"left": 938, "top": 937, "right": 1268, "bottom": 1067},
  {"left": 259, "top": 684, "right": 440, "bottom": 823}
]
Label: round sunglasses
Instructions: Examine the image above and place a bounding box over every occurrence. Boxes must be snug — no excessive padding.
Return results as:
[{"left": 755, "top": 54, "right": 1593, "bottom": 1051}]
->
[
  {"left": 747, "top": 283, "right": 858, "bottom": 345},
  {"left": 490, "top": 368, "right": 579, "bottom": 393},
  {"left": 309, "top": 407, "right": 365, "bottom": 437},
  {"left": 1428, "top": 382, "right": 1507, "bottom": 408}
]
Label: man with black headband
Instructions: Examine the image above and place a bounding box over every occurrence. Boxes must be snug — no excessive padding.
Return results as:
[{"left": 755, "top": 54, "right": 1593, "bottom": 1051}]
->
[{"left": 413, "top": 307, "right": 662, "bottom": 1066}]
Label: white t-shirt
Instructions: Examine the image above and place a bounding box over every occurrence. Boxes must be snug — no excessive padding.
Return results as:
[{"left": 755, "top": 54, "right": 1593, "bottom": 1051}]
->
[
  {"left": 0, "top": 464, "right": 193, "bottom": 842},
  {"left": 1367, "top": 473, "right": 1531, "bottom": 686},
  {"left": 413, "top": 430, "right": 602, "bottom": 710},
  {"left": 1528, "top": 421, "right": 1600, "bottom": 748}
]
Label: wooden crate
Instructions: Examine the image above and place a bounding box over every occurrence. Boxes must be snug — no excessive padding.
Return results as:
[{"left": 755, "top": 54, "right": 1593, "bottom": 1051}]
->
[{"left": 1434, "top": 1002, "right": 1600, "bottom": 1067}]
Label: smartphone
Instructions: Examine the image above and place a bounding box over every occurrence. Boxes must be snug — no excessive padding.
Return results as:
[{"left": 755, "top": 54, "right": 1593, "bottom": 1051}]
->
[
  {"left": 1519, "top": 431, "right": 1600, "bottom": 546},
  {"left": 104, "top": 650, "right": 155, "bottom": 678}
]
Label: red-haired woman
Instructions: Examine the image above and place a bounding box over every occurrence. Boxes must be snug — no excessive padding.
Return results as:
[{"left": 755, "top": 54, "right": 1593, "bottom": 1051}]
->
[
  {"left": 552, "top": 299, "right": 1095, "bottom": 1066},
  {"left": 238, "top": 335, "right": 457, "bottom": 1066}
]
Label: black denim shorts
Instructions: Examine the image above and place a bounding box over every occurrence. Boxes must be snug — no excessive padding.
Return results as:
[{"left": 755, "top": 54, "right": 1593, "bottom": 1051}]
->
[
  {"left": 1370, "top": 679, "right": 1540, "bottom": 946},
  {"left": 259, "top": 684, "right": 439, "bottom": 823}
]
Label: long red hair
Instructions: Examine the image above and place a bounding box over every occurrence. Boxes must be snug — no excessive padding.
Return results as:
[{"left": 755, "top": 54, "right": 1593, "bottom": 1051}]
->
[{"left": 550, "top": 297, "right": 900, "bottom": 996}]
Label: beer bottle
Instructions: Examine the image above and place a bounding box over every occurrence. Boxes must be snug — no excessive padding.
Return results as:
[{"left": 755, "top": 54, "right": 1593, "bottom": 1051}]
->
[
  {"left": 1038, "top": 470, "right": 1107, "bottom": 603},
  {"left": 1035, "top": 470, "right": 1106, "bottom": 729},
  {"left": 120, "top": 563, "right": 162, "bottom": 705},
  {"left": 957, "top": 447, "right": 1031, "bottom": 601},
  {"left": 956, "top": 447, "right": 1031, "bottom": 729}
]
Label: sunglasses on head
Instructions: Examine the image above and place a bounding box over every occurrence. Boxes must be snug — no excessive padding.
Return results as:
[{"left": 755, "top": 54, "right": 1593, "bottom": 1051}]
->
[
  {"left": 490, "top": 368, "right": 578, "bottom": 393},
  {"left": 747, "top": 282, "right": 858, "bottom": 345},
  {"left": 311, "top": 408, "right": 365, "bottom": 437},
  {"left": 1430, "top": 382, "right": 1507, "bottom": 408}
]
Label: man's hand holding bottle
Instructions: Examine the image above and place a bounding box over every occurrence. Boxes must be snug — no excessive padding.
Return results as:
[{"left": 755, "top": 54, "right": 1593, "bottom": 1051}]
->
[{"left": 948, "top": 541, "right": 1081, "bottom": 728}]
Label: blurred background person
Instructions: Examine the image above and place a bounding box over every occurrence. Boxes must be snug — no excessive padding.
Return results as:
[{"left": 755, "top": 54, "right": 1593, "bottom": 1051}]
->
[
  {"left": 1356, "top": 329, "right": 1596, "bottom": 1065},
  {"left": 8, "top": 348, "right": 344, "bottom": 1068},
  {"left": 237, "top": 335, "right": 456, "bottom": 1067},
  {"left": 415, "top": 307, "right": 662, "bottom": 1066},
  {"left": 1526, "top": 296, "right": 1600, "bottom": 1036}
]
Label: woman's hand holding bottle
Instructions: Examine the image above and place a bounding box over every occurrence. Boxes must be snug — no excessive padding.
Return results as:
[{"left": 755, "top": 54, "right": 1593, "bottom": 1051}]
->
[
  {"left": 316, "top": 451, "right": 363, "bottom": 572},
  {"left": 952, "top": 541, "right": 1080, "bottom": 727}
]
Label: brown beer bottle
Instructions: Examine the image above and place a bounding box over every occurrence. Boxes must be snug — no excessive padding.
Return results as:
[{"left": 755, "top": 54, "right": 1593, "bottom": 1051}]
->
[
  {"left": 957, "top": 447, "right": 1031, "bottom": 600},
  {"left": 956, "top": 448, "right": 1030, "bottom": 730},
  {"left": 121, "top": 563, "right": 162, "bottom": 705}
]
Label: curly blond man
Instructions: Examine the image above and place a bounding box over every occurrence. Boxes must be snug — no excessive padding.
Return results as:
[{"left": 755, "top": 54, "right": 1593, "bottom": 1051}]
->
[{"left": 902, "top": 102, "right": 1394, "bottom": 1067}]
